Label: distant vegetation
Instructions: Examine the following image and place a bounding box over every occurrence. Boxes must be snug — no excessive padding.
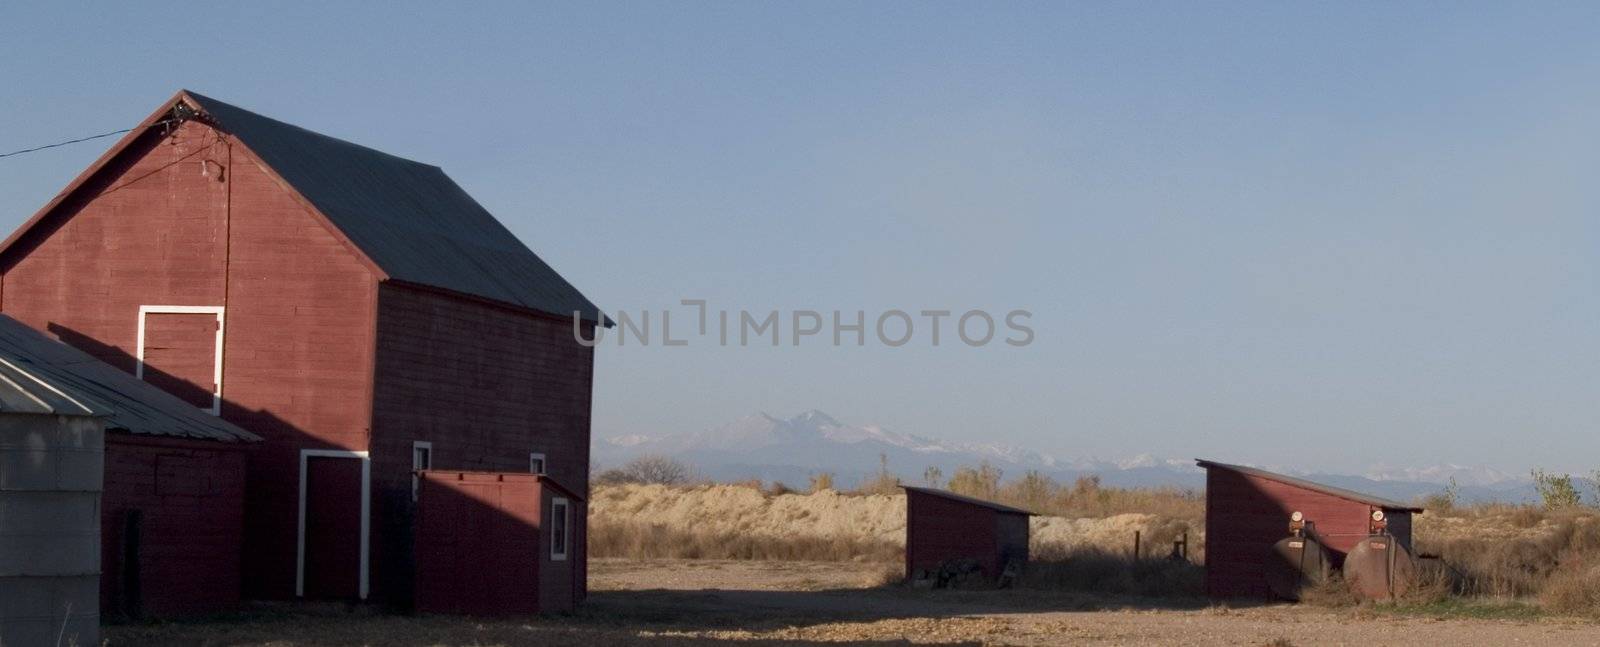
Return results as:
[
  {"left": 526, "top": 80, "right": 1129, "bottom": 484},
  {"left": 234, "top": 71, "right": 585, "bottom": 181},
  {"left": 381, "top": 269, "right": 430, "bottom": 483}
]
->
[
  {"left": 1531, "top": 469, "right": 1583, "bottom": 510},
  {"left": 594, "top": 455, "right": 695, "bottom": 486},
  {"left": 589, "top": 456, "right": 1600, "bottom": 615}
]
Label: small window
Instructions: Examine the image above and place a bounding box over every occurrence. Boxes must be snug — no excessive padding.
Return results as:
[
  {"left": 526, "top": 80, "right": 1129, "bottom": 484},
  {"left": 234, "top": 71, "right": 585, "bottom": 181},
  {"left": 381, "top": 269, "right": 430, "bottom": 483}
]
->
[
  {"left": 412, "top": 441, "right": 432, "bottom": 501},
  {"left": 551, "top": 497, "right": 570, "bottom": 561},
  {"left": 529, "top": 452, "right": 546, "bottom": 475}
]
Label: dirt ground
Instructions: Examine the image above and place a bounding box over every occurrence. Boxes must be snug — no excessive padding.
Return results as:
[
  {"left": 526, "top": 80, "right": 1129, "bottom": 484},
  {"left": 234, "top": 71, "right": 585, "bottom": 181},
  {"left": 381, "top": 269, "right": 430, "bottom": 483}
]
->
[{"left": 107, "top": 559, "right": 1600, "bottom": 646}]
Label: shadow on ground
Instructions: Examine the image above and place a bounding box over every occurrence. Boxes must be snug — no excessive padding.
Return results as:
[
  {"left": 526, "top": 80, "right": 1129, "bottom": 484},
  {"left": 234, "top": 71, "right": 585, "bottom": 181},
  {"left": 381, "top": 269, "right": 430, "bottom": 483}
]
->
[{"left": 104, "top": 586, "right": 1273, "bottom": 646}]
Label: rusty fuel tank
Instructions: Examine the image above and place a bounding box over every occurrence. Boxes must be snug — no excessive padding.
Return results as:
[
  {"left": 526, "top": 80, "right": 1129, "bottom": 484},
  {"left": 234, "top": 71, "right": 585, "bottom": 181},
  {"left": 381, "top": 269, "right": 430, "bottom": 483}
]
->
[
  {"left": 1265, "top": 533, "right": 1330, "bottom": 601},
  {"left": 1343, "top": 534, "right": 1416, "bottom": 600}
]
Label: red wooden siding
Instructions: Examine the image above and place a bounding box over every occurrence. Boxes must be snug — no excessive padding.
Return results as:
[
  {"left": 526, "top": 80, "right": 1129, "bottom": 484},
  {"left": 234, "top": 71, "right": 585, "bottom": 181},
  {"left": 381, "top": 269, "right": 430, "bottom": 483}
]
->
[
  {"left": 101, "top": 436, "right": 248, "bottom": 617},
  {"left": 906, "top": 491, "right": 1002, "bottom": 578},
  {"left": 219, "top": 138, "right": 378, "bottom": 599},
  {"left": 1204, "top": 468, "right": 1414, "bottom": 598},
  {"left": 2, "top": 122, "right": 228, "bottom": 368},
  {"left": 0, "top": 121, "right": 379, "bottom": 600},
  {"left": 370, "top": 284, "right": 595, "bottom": 606},
  {"left": 414, "top": 472, "right": 583, "bottom": 615},
  {"left": 141, "top": 312, "right": 218, "bottom": 409}
]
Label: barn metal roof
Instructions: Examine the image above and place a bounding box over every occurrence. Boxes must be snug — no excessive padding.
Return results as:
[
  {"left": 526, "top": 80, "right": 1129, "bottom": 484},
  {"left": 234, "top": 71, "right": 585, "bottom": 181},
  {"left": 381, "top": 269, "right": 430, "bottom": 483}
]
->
[
  {"left": 0, "top": 316, "right": 260, "bottom": 442},
  {"left": 900, "top": 486, "right": 1036, "bottom": 516},
  {"left": 1195, "top": 459, "right": 1422, "bottom": 513},
  {"left": 181, "top": 91, "right": 608, "bottom": 325}
]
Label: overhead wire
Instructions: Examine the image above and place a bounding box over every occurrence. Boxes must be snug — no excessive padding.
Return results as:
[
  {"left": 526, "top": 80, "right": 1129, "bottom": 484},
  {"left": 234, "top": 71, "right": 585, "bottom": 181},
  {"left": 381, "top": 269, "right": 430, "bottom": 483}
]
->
[{"left": 0, "top": 118, "right": 181, "bottom": 160}]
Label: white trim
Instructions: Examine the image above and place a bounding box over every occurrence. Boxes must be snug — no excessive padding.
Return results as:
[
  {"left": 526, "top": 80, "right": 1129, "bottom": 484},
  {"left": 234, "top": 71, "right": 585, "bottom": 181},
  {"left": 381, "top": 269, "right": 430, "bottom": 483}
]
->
[
  {"left": 296, "top": 449, "right": 371, "bottom": 600},
  {"left": 135, "top": 305, "right": 226, "bottom": 415},
  {"left": 412, "top": 441, "right": 433, "bottom": 501},
  {"left": 529, "top": 452, "right": 546, "bottom": 475},
  {"left": 550, "top": 496, "right": 570, "bottom": 561}
]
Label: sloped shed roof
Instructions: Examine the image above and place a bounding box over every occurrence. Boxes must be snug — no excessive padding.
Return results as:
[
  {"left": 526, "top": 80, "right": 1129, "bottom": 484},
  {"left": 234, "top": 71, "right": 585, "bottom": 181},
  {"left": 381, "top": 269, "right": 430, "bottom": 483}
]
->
[
  {"left": 1196, "top": 459, "right": 1422, "bottom": 513},
  {"left": 0, "top": 351, "right": 107, "bottom": 417},
  {"left": 900, "top": 486, "right": 1035, "bottom": 516},
  {"left": 179, "top": 91, "right": 605, "bottom": 324},
  {"left": 0, "top": 315, "right": 259, "bottom": 442}
]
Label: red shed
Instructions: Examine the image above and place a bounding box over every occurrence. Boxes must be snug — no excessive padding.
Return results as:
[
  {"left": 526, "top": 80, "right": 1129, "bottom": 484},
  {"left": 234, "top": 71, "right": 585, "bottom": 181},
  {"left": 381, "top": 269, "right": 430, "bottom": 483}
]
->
[
  {"left": 1198, "top": 459, "right": 1422, "bottom": 599},
  {"left": 0, "top": 90, "right": 606, "bottom": 608},
  {"left": 413, "top": 471, "right": 586, "bottom": 615},
  {"left": 0, "top": 313, "right": 259, "bottom": 618},
  {"left": 902, "top": 486, "right": 1033, "bottom": 583}
]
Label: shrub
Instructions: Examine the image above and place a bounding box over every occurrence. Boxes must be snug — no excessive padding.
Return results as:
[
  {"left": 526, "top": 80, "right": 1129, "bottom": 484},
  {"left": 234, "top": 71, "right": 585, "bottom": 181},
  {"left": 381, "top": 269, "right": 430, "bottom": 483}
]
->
[
  {"left": 1533, "top": 469, "right": 1582, "bottom": 510},
  {"left": 1299, "top": 573, "right": 1358, "bottom": 608},
  {"left": 1001, "top": 470, "right": 1057, "bottom": 512},
  {"left": 1421, "top": 478, "right": 1460, "bottom": 513},
  {"left": 1540, "top": 561, "right": 1600, "bottom": 615},
  {"left": 947, "top": 462, "right": 1003, "bottom": 501},
  {"left": 808, "top": 472, "right": 835, "bottom": 493},
  {"left": 854, "top": 472, "right": 901, "bottom": 496},
  {"left": 854, "top": 454, "right": 901, "bottom": 495}
]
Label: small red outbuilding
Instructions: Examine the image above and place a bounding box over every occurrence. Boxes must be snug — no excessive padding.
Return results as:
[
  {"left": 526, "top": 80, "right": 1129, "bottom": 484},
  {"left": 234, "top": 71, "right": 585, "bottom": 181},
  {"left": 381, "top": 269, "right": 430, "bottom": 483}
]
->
[
  {"left": 413, "top": 471, "right": 586, "bottom": 615},
  {"left": 902, "top": 486, "right": 1033, "bottom": 583},
  {"left": 1198, "top": 459, "right": 1422, "bottom": 599},
  {"left": 0, "top": 314, "right": 260, "bottom": 618}
]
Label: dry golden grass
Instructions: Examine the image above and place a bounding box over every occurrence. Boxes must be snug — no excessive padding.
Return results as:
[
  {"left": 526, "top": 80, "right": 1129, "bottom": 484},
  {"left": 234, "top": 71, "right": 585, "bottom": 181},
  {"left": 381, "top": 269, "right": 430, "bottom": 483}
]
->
[
  {"left": 1023, "top": 545, "right": 1204, "bottom": 598},
  {"left": 589, "top": 520, "right": 902, "bottom": 562},
  {"left": 589, "top": 483, "right": 1204, "bottom": 563}
]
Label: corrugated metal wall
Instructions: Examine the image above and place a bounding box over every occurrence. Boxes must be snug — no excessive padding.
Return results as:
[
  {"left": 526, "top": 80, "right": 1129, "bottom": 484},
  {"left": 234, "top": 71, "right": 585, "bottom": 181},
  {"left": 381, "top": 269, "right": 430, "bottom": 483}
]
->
[{"left": 0, "top": 413, "right": 104, "bottom": 646}]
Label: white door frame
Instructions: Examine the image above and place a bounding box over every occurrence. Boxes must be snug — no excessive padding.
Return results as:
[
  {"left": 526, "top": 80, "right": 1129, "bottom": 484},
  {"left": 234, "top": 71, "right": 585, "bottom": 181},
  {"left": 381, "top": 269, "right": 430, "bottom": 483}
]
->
[
  {"left": 296, "top": 449, "right": 371, "bottom": 600},
  {"left": 135, "top": 304, "right": 226, "bottom": 415}
]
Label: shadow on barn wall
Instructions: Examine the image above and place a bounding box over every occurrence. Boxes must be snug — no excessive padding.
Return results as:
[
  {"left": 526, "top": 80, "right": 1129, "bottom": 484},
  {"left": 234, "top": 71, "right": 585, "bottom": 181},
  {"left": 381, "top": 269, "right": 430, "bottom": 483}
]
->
[{"left": 48, "top": 322, "right": 575, "bottom": 616}]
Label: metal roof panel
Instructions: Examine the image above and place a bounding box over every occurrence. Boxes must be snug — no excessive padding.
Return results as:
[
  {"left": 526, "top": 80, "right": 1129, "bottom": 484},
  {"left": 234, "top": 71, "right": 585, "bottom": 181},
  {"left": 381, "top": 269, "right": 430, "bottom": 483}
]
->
[
  {"left": 0, "top": 316, "right": 260, "bottom": 442},
  {"left": 900, "top": 485, "right": 1036, "bottom": 515},
  {"left": 182, "top": 91, "right": 607, "bottom": 325},
  {"left": 1196, "top": 459, "right": 1423, "bottom": 513}
]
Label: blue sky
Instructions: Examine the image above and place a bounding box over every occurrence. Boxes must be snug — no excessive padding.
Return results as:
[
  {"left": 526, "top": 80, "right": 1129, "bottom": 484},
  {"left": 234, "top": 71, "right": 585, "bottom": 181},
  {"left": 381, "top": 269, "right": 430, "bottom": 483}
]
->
[{"left": 1, "top": 3, "right": 1596, "bottom": 474}]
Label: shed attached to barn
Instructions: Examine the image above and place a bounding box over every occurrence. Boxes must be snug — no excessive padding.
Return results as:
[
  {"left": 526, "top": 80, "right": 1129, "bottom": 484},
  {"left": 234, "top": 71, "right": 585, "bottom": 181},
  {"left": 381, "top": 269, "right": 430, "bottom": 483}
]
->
[
  {"left": 0, "top": 314, "right": 260, "bottom": 618},
  {"left": 902, "top": 486, "right": 1033, "bottom": 585},
  {"left": 1197, "top": 459, "right": 1422, "bottom": 599},
  {"left": 413, "top": 471, "right": 586, "bottom": 615}
]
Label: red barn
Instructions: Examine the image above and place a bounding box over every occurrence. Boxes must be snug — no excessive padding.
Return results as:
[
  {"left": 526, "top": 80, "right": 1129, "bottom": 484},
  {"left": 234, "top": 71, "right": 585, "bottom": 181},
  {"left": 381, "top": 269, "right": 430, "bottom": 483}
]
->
[
  {"left": 1198, "top": 459, "right": 1421, "bottom": 599},
  {"left": 0, "top": 313, "right": 259, "bottom": 618},
  {"left": 0, "top": 90, "right": 606, "bottom": 609},
  {"left": 902, "top": 486, "right": 1033, "bottom": 584}
]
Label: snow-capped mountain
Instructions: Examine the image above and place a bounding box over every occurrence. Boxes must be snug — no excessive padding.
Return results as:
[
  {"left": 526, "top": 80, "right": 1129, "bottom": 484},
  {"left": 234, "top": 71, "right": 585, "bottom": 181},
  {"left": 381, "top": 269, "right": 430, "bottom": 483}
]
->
[
  {"left": 593, "top": 410, "right": 1536, "bottom": 503},
  {"left": 594, "top": 409, "right": 1080, "bottom": 487},
  {"left": 1361, "top": 464, "right": 1521, "bottom": 487}
]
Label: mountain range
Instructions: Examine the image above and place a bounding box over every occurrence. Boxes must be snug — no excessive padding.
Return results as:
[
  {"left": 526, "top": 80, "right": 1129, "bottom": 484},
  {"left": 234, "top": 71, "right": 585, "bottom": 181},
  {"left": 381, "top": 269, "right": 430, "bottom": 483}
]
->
[{"left": 593, "top": 409, "right": 1538, "bottom": 504}]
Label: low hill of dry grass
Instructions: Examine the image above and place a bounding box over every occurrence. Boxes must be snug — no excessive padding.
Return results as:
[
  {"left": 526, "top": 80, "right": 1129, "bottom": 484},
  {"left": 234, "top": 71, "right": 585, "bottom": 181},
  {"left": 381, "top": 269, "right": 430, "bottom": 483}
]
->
[{"left": 589, "top": 483, "right": 1200, "bottom": 562}]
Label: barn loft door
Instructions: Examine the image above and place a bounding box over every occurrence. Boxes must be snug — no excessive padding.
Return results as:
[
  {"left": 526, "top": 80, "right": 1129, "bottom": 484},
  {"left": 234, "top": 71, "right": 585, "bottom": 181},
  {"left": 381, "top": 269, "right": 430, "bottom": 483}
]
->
[{"left": 136, "top": 305, "right": 225, "bottom": 414}]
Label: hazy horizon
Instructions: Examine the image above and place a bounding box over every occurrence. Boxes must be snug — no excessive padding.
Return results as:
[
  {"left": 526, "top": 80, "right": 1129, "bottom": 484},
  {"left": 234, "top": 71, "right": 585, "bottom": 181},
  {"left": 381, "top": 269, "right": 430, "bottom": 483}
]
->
[{"left": 2, "top": 3, "right": 1595, "bottom": 476}]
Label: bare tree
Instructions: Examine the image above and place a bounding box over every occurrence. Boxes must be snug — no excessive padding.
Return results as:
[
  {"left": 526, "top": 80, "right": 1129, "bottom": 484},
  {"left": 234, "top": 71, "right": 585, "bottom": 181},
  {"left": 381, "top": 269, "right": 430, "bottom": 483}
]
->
[{"left": 601, "top": 454, "right": 693, "bottom": 486}]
